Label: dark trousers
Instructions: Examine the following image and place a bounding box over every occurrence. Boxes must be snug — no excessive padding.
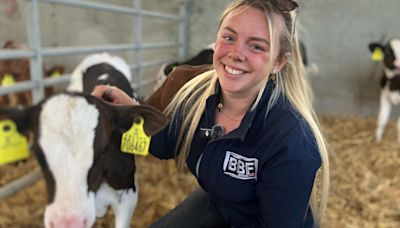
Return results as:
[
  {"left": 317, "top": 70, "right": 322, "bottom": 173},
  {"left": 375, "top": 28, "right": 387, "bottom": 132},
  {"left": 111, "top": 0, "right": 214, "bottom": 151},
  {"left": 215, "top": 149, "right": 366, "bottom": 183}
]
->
[{"left": 149, "top": 187, "right": 230, "bottom": 228}]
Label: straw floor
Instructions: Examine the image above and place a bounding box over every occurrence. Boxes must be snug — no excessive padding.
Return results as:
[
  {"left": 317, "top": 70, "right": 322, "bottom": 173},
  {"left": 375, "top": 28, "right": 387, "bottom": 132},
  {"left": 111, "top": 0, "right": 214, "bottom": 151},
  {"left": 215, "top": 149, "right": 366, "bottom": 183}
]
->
[{"left": 0, "top": 115, "right": 399, "bottom": 227}]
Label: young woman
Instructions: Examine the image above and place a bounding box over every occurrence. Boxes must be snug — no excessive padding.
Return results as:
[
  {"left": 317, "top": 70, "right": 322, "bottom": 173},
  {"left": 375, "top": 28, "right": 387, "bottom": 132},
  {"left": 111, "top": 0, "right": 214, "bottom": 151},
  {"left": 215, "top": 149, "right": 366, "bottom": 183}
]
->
[{"left": 93, "top": 0, "right": 329, "bottom": 227}]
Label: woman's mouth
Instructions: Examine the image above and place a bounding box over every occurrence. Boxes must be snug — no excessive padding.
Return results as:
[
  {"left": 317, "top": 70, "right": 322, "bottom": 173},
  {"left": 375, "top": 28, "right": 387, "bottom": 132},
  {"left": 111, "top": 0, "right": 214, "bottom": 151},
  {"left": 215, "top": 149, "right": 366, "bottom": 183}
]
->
[{"left": 224, "top": 65, "right": 246, "bottom": 75}]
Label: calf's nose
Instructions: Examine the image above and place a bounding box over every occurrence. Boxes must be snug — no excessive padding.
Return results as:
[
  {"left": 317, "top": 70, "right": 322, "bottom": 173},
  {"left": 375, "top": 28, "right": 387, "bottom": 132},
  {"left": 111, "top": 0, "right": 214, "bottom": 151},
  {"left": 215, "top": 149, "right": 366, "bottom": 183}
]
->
[
  {"left": 394, "top": 59, "right": 400, "bottom": 69},
  {"left": 50, "top": 217, "right": 88, "bottom": 228}
]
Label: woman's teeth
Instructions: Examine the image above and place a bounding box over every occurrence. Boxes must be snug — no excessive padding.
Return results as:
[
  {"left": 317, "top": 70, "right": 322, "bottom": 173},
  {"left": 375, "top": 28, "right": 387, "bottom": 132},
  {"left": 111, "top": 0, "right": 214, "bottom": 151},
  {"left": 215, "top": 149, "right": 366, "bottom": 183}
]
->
[{"left": 225, "top": 65, "right": 244, "bottom": 75}]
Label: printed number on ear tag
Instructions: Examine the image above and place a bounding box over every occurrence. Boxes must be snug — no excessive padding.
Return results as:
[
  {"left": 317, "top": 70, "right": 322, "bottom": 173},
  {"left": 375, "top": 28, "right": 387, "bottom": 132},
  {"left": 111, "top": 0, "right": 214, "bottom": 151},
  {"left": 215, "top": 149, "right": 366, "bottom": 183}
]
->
[
  {"left": 371, "top": 48, "right": 384, "bottom": 61},
  {"left": 0, "top": 119, "right": 30, "bottom": 165},
  {"left": 121, "top": 117, "right": 151, "bottom": 156}
]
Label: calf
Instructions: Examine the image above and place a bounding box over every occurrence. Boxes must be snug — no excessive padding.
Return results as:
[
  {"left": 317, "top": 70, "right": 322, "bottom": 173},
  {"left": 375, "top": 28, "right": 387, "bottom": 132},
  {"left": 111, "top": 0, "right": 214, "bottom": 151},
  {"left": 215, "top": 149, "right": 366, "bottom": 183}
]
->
[
  {"left": 0, "top": 53, "right": 168, "bottom": 228},
  {"left": 153, "top": 43, "right": 215, "bottom": 91},
  {"left": 299, "top": 40, "right": 319, "bottom": 77},
  {"left": 0, "top": 40, "right": 65, "bottom": 106},
  {"left": 369, "top": 39, "right": 400, "bottom": 142},
  {"left": 146, "top": 64, "right": 212, "bottom": 111}
]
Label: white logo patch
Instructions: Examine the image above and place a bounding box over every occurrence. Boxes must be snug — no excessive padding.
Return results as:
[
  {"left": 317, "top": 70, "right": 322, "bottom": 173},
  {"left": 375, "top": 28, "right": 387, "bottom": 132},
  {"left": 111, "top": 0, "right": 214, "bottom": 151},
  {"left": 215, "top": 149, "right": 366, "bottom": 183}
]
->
[{"left": 223, "top": 151, "right": 258, "bottom": 180}]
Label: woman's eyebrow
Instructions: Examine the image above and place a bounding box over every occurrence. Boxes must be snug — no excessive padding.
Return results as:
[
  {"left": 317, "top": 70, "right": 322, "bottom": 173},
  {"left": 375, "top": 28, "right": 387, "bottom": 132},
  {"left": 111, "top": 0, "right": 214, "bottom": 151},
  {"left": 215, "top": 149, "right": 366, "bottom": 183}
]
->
[{"left": 223, "top": 26, "right": 270, "bottom": 46}]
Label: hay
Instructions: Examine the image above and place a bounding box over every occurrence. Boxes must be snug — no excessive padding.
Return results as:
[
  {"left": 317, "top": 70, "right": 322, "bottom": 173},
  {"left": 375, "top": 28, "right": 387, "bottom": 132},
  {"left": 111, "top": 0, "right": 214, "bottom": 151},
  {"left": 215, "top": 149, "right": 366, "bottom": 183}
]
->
[
  {"left": 320, "top": 115, "right": 400, "bottom": 228},
  {"left": 0, "top": 158, "right": 38, "bottom": 187},
  {"left": 0, "top": 115, "right": 399, "bottom": 227}
]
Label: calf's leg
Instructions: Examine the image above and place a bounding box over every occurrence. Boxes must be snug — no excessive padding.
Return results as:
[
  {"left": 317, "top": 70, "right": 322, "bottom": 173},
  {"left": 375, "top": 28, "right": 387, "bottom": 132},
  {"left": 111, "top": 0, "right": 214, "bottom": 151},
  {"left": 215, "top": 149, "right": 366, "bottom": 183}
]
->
[
  {"left": 95, "top": 182, "right": 138, "bottom": 228},
  {"left": 376, "top": 92, "right": 391, "bottom": 142},
  {"left": 112, "top": 187, "right": 138, "bottom": 228}
]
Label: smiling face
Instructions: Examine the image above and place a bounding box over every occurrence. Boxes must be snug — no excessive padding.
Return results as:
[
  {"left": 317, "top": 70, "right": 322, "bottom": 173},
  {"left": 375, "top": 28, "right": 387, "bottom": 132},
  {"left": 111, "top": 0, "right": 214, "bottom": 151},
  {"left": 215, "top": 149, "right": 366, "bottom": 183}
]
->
[{"left": 213, "top": 5, "right": 285, "bottom": 98}]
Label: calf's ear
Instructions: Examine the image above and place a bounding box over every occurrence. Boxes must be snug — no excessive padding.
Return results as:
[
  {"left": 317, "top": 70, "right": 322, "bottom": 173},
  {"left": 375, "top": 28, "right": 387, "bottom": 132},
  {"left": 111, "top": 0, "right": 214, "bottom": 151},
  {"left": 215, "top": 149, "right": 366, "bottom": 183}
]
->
[
  {"left": 0, "top": 106, "right": 33, "bottom": 133},
  {"left": 108, "top": 103, "right": 168, "bottom": 136},
  {"left": 368, "top": 43, "right": 383, "bottom": 53}
]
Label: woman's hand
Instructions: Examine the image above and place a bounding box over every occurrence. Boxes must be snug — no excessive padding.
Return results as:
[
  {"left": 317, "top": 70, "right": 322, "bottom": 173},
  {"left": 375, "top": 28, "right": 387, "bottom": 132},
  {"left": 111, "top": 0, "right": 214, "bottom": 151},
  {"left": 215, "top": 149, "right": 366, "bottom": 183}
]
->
[{"left": 91, "top": 85, "right": 138, "bottom": 105}]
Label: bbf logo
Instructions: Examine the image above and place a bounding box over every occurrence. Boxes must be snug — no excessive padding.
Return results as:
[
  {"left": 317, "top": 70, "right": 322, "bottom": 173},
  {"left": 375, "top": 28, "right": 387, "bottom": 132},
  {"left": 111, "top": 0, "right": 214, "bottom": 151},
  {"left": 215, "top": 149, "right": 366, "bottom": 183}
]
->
[{"left": 223, "top": 151, "right": 258, "bottom": 180}]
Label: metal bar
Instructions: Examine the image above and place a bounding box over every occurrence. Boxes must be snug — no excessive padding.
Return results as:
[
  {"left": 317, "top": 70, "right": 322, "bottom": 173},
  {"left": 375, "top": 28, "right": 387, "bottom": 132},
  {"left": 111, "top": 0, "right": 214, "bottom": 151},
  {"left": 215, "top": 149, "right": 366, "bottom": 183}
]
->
[
  {"left": 140, "top": 10, "right": 180, "bottom": 21},
  {"left": 0, "top": 169, "right": 42, "bottom": 200},
  {"left": 0, "top": 43, "right": 180, "bottom": 60},
  {"left": 27, "top": 0, "right": 45, "bottom": 104},
  {"left": 42, "top": 75, "right": 71, "bottom": 87},
  {"left": 179, "top": 0, "right": 189, "bottom": 59},
  {"left": 42, "top": 44, "right": 136, "bottom": 56},
  {"left": 0, "top": 50, "right": 35, "bottom": 60},
  {"left": 40, "top": 0, "right": 180, "bottom": 20},
  {"left": 0, "top": 81, "right": 36, "bottom": 96},
  {"left": 134, "top": 0, "right": 143, "bottom": 95},
  {"left": 42, "top": 0, "right": 135, "bottom": 14},
  {"left": 41, "top": 42, "right": 179, "bottom": 57},
  {"left": 131, "top": 59, "right": 171, "bottom": 70}
]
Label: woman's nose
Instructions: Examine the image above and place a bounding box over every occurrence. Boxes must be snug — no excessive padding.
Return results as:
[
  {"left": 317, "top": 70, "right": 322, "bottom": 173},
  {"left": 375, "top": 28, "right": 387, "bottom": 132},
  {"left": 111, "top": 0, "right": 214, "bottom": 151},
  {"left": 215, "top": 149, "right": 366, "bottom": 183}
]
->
[{"left": 228, "top": 44, "right": 246, "bottom": 61}]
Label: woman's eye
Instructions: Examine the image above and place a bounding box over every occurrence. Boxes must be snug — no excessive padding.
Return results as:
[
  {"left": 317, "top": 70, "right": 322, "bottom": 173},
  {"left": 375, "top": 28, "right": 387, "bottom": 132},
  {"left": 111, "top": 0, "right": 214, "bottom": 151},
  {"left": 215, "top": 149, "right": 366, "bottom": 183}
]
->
[
  {"left": 222, "top": 35, "right": 234, "bottom": 42},
  {"left": 250, "top": 44, "right": 265, "bottom": 52}
]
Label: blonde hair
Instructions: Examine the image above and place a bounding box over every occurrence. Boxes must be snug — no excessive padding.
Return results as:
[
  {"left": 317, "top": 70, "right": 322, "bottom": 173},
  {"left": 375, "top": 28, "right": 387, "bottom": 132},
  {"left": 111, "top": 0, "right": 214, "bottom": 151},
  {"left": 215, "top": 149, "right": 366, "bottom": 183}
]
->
[{"left": 165, "top": 0, "right": 329, "bottom": 226}]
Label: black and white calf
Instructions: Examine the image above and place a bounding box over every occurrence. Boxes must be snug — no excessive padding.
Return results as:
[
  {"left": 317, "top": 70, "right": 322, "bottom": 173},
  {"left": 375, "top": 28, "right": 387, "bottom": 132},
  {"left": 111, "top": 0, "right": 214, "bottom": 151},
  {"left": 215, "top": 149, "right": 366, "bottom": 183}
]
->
[
  {"left": 369, "top": 39, "right": 400, "bottom": 142},
  {"left": 0, "top": 53, "right": 168, "bottom": 228}
]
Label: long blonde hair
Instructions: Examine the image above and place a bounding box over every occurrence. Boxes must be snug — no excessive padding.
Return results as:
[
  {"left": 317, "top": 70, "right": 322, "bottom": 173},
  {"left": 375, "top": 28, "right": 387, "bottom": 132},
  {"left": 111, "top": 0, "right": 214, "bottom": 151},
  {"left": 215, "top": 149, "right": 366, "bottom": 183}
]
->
[{"left": 165, "top": 0, "right": 329, "bottom": 225}]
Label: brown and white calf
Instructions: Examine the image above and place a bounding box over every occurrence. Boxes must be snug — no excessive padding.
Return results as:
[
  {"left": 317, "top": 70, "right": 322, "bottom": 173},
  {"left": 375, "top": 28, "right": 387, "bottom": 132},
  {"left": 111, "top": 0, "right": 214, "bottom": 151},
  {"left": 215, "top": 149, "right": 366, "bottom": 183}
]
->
[
  {"left": 0, "top": 40, "right": 65, "bottom": 106},
  {"left": 369, "top": 39, "right": 400, "bottom": 142},
  {"left": 0, "top": 53, "right": 168, "bottom": 228}
]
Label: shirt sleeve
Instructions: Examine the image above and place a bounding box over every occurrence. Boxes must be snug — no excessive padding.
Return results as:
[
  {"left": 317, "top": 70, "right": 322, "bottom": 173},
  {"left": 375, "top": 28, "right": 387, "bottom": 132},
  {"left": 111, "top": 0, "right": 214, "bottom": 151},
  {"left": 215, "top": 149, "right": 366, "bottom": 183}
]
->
[
  {"left": 149, "top": 120, "right": 178, "bottom": 159},
  {"left": 255, "top": 139, "right": 321, "bottom": 227}
]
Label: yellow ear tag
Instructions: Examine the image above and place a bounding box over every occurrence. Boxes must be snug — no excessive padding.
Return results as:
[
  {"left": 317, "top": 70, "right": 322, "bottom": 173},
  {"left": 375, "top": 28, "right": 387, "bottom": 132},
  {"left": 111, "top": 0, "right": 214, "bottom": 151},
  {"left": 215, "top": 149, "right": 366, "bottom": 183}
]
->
[
  {"left": 120, "top": 117, "right": 151, "bottom": 156},
  {"left": 51, "top": 71, "right": 61, "bottom": 78},
  {"left": 1, "top": 73, "right": 16, "bottom": 86},
  {"left": 0, "top": 119, "right": 30, "bottom": 165},
  {"left": 371, "top": 48, "right": 384, "bottom": 61}
]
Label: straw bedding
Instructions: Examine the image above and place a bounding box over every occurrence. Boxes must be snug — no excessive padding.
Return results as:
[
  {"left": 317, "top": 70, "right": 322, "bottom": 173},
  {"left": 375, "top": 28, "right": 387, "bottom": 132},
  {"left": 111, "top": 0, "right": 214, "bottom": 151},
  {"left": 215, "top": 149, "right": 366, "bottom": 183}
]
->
[{"left": 0, "top": 115, "right": 399, "bottom": 227}]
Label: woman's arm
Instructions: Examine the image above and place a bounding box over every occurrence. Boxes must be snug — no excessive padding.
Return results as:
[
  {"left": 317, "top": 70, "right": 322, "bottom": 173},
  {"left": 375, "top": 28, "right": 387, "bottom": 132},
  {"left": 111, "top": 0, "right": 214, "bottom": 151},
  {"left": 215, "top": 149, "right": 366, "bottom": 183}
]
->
[{"left": 256, "top": 141, "right": 321, "bottom": 228}]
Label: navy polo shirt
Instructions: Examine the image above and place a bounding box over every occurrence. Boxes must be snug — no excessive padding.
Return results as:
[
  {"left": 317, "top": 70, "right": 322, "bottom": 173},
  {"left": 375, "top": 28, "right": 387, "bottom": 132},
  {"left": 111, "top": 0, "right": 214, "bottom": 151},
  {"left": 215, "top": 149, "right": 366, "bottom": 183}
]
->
[{"left": 150, "top": 77, "right": 321, "bottom": 228}]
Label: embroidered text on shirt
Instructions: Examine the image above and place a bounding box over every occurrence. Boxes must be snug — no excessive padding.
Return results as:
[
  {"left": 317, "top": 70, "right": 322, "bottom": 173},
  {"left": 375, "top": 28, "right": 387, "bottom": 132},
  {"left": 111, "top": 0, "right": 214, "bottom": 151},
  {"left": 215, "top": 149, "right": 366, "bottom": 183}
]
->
[{"left": 223, "top": 151, "right": 258, "bottom": 180}]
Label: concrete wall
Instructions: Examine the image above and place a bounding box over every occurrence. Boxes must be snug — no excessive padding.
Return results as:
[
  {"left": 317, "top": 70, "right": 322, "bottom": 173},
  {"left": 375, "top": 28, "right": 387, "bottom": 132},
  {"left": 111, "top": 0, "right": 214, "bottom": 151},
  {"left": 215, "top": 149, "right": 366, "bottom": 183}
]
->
[
  {"left": 188, "top": 0, "right": 400, "bottom": 117},
  {"left": 1, "top": 0, "right": 400, "bottom": 117}
]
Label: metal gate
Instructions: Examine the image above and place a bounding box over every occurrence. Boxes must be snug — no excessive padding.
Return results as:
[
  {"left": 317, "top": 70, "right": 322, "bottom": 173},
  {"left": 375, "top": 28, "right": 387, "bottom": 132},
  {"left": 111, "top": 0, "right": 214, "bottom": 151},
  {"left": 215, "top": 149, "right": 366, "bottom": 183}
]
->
[{"left": 0, "top": 0, "right": 189, "bottom": 103}]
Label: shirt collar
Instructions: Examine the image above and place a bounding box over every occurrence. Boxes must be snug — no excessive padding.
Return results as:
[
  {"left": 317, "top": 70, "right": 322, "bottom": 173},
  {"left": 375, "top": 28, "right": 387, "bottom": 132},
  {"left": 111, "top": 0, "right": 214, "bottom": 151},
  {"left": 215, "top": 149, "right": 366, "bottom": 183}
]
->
[{"left": 204, "top": 78, "right": 275, "bottom": 141}]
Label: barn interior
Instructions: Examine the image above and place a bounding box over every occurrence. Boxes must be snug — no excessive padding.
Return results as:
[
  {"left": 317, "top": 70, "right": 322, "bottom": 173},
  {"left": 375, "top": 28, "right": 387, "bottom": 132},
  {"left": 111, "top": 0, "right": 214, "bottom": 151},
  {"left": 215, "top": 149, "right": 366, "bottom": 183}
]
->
[{"left": 1, "top": 0, "right": 400, "bottom": 227}]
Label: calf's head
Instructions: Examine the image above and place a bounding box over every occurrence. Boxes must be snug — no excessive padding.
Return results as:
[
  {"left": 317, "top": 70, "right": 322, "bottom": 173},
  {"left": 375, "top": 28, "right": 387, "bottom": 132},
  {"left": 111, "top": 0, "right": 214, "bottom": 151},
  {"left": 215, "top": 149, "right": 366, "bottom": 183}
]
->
[
  {"left": 0, "top": 93, "right": 167, "bottom": 228},
  {"left": 369, "top": 39, "right": 400, "bottom": 76}
]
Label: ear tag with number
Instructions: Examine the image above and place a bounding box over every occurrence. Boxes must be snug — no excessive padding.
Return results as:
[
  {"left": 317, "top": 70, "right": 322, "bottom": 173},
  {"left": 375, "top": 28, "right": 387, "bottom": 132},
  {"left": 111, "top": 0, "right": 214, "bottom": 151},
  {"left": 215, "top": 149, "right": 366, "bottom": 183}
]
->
[
  {"left": 121, "top": 117, "right": 151, "bottom": 156},
  {"left": 1, "top": 73, "right": 16, "bottom": 86},
  {"left": 371, "top": 47, "right": 384, "bottom": 61},
  {"left": 0, "top": 119, "right": 30, "bottom": 165}
]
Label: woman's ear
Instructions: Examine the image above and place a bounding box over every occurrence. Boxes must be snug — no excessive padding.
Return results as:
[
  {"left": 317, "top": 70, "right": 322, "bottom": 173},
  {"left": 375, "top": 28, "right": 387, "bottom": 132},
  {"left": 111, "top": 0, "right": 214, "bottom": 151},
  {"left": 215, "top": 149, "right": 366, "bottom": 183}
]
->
[{"left": 273, "top": 52, "right": 290, "bottom": 73}]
